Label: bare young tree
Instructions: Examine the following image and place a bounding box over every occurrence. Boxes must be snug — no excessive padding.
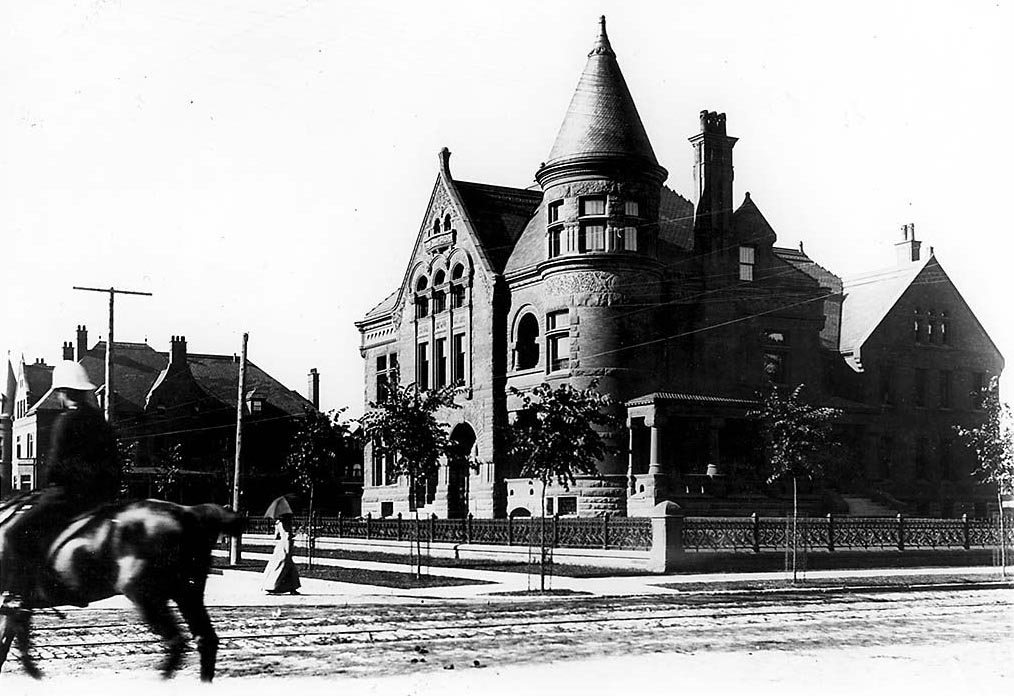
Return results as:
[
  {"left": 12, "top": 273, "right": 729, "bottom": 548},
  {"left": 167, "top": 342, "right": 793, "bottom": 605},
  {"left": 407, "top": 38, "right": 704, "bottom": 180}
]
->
[
  {"left": 749, "top": 383, "right": 842, "bottom": 583},
  {"left": 506, "top": 380, "right": 620, "bottom": 591}
]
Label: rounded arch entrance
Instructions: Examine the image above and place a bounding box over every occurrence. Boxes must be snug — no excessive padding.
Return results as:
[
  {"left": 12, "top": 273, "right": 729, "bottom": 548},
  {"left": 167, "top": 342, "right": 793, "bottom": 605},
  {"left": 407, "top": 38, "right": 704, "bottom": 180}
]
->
[{"left": 447, "top": 423, "right": 476, "bottom": 519}]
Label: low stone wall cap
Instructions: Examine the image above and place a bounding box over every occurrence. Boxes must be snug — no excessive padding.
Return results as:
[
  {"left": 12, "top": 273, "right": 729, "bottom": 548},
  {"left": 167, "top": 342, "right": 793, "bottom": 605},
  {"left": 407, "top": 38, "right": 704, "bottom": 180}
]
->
[{"left": 652, "top": 501, "right": 683, "bottom": 517}]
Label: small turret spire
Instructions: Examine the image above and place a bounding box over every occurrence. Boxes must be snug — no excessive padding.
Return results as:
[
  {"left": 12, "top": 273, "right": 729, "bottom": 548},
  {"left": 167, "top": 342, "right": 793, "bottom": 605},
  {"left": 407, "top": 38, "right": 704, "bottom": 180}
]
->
[{"left": 590, "top": 15, "right": 614, "bottom": 57}]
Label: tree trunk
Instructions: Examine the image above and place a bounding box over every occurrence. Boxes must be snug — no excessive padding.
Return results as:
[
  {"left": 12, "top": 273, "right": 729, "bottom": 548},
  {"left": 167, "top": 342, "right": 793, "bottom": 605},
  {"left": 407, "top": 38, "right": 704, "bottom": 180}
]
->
[
  {"left": 307, "top": 482, "right": 316, "bottom": 570},
  {"left": 540, "top": 479, "right": 547, "bottom": 593},
  {"left": 999, "top": 488, "right": 1007, "bottom": 580},
  {"left": 792, "top": 476, "right": 799, "bottom": 584}
]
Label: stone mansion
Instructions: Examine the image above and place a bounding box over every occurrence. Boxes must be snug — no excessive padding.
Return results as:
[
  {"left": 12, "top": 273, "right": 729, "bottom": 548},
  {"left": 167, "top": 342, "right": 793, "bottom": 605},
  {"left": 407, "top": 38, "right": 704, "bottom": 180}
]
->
[{"left": 355, "top": 18, "right": 1002, "bottom": 520}]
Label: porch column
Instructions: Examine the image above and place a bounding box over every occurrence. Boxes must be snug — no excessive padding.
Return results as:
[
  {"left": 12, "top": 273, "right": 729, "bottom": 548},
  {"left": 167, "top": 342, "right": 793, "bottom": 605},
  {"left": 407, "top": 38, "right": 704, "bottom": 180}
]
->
[
  {"left": 626, "top": 419, "right": 636, "bottom": 494},
  {"left": 648, "top": 414, "right": 665, "bottom": 476},
  {"left": 705, "top": 417, "right": 724, "bottom": 477}
]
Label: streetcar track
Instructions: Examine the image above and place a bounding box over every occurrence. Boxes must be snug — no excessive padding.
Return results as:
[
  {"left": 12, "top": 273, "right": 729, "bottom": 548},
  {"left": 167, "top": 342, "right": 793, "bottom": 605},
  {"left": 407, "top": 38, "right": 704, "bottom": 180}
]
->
[{"left": 26, "top": 599, "right": 1009, "bottom": 651}]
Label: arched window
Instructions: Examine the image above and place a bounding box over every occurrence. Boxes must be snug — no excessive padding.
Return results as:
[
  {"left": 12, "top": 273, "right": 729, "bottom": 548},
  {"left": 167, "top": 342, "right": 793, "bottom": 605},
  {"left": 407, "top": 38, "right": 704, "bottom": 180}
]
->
[
  {"left": 432, "top": 219, "right": 440, "bottom": 235},
  {"left": 450, "top": 263, "right": 467, "bottom": 309},
  {"left": 415, "top": 276, "right": 429, "bottom": 318},
  {"left": 515, "top": 313, "right": 540, "bottom": 370},
  {"left": 444, "top": 214, "right": 452, "bottom": 231},
  {"left": 434, "top": 270, "right": 446, "bottom": 286}
]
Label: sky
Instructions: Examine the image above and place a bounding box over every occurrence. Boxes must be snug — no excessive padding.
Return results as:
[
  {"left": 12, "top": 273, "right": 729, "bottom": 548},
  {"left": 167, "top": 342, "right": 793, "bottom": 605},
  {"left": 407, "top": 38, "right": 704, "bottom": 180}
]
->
[{"left": 2, "top": 0, "right": 1012, "bottom": 417}]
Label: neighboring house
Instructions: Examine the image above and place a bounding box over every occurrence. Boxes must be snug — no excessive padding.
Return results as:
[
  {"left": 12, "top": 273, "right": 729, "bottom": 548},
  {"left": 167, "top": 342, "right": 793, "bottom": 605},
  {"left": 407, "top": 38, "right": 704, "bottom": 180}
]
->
[
  {"left": 9, "top": 355, "right": 55, "bottom": 492},
  {"left": 357, "top": 18, "right": 1002, "bottom": 520},
  {"left": 11, "top": 327, "right": 358, "bottom": 514}
]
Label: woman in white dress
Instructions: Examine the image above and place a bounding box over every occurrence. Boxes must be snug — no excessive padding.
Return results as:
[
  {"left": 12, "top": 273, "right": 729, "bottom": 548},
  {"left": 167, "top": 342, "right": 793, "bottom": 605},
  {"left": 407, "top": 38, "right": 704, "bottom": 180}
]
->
[{"left": 261, "top": 513, "right": 301, "bottom": 595}]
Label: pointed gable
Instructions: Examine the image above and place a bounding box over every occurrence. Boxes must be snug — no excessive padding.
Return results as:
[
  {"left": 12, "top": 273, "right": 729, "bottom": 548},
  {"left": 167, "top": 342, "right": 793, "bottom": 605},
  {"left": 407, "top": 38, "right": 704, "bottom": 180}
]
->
[
  {"left": 731, "top": 192, "right": 777, "bottom": 246},
  {"left": 840, "top": 257, "right": 930, "bottom": 358},
  {"left": 544, "top": 16, "right": 659, "bottom": 169}
]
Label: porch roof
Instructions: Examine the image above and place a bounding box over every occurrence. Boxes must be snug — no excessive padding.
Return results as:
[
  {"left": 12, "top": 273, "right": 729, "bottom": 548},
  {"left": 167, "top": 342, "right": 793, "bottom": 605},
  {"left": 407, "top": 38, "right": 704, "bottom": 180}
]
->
[{"left": 624, "top": 392, "right": 759, "bottom": 408}]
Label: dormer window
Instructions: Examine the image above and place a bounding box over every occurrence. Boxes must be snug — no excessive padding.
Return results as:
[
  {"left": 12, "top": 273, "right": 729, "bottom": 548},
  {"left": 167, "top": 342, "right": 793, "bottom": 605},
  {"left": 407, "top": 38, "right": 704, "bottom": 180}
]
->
[{"left": 739, "top": 246, "right": 755, "bottom": 281}]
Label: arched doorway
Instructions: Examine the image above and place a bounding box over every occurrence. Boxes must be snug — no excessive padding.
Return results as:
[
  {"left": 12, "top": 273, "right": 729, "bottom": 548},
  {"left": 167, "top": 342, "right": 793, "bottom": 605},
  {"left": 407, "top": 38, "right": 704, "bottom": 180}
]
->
[{"left": 447, "top": 423, "right": 476, "bottom": 519}]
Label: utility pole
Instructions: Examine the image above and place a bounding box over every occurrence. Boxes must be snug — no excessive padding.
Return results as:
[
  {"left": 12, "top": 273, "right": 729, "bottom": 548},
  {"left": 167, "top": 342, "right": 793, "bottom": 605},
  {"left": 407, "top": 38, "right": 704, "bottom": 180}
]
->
[
  {"left": 229, "top": 332, "right": 248, "bottom": 566},
  {"left": 72, "top": 286, "right": 152, "bottom": 424}
]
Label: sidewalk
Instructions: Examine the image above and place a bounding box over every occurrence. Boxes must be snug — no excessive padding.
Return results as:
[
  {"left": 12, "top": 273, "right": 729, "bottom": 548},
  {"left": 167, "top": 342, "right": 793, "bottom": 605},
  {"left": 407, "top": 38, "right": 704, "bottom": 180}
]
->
[{"left": 176, "top": 549, "right": 1014, "bottom": 608}]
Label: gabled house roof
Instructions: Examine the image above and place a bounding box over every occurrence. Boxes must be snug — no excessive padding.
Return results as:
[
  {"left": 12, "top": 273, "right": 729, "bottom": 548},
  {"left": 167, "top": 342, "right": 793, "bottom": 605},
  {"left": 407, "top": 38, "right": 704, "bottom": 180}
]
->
[
  {"left": 839, "top": 256, "right": 932, "bottom": 356},
  {"left": 28, "top": 340, "right": 311, "bottom": 419}
]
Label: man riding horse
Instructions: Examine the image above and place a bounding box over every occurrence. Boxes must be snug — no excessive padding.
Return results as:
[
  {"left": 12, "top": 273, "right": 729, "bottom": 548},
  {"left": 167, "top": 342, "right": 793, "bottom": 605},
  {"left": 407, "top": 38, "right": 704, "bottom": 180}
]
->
[{"left": 1, "top": 360, "right": 120, "bottom": 615}]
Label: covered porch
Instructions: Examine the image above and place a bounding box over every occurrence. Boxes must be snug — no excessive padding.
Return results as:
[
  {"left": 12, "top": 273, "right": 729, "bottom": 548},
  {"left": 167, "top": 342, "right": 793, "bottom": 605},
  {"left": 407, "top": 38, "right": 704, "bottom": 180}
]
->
[{"left": 625, "top": 391, "right": 770, "bottom": 517}]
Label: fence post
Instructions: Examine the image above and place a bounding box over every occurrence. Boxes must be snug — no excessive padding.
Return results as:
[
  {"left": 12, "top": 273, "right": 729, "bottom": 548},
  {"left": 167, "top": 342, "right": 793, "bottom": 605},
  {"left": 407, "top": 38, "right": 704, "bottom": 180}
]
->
[
  {"left": 897, "top": 513, "right": 905, "bottom": 551},
  {"left": 397, "top": 512, "right": 403, "bottom": 541},
  {"left": 337, "top": 511, "right": 343, "bottom": 539},
  {"left": 429, "top": 514, "right": 436, "bottom": 543},
  {"left": 603, "top": 513, "right": 610, "bottom": 550},
  {"left": 553, "top": 513, "right": 560, "bottom": 549},
  {"left": 751, "top": 512, "right": 760, "bottom": 553},
  {"left": 366, "top": 512, "right": 372, "bottom": 540},
  {"left": 466, "top": 513, "right": 473, "bottom": 545},
  {"left": 962, "top": 513, "right": 970, "bottom": 550},
  {"left": 827, "top": 513, "right": 835, "bottom": 552},
  {"left": 507, "top": 514, "right": 513, "bottom": 546}
]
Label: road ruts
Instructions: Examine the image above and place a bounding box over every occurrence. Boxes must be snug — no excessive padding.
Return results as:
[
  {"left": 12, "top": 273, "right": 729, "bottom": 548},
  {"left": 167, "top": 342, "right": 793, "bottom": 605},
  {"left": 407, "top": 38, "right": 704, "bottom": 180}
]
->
[{"left": 3, "top": 588, "right": 1012, "bottom": 680}]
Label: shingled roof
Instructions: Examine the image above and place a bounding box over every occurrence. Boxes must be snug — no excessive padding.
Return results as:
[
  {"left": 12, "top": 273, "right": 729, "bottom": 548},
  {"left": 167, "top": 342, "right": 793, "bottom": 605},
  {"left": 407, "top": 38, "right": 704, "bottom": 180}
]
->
[
  {"left": 454, "top": 181, "right": 542, "bottom": 272},
  {"left": 31, "top": 340, "right": 311, "bottom": 418},
  {"left": 840, "top": 256, "right": 931, "bottom": 356},
  {"left": 774, "top": 246, "right": 843, "bottom": 350},
  {"left": 543, "top": 17, "right": 659, "bottom": 170}
]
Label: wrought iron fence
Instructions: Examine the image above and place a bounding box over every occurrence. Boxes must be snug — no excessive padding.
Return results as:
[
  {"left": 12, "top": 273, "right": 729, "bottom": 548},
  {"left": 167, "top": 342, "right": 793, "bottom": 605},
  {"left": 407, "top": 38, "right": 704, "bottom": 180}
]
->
[
  {"left": 245, "top": 513, "right": 652, "bottom": 550},
  {"left": 242, "top": 512, "right": 1010, "bottom": 555}
]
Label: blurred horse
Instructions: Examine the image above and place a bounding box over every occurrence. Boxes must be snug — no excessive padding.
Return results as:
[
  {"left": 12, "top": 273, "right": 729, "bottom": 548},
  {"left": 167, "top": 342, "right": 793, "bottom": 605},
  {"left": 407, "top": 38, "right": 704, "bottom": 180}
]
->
[{"left": 0, "top": 493, "right": 245, "bottom": 681}]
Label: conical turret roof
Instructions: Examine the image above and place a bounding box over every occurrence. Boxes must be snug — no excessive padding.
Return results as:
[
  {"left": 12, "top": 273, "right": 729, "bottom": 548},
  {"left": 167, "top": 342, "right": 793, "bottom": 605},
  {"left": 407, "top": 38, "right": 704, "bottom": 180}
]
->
[{"left": 543, "top": 17, "right": 659, "bottom": 169}]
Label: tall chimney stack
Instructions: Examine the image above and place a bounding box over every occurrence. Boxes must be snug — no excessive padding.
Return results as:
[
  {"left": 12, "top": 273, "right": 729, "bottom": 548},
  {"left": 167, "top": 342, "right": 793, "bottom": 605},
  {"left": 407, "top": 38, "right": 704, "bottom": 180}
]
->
[
  {"left": 308, "top": 368, "right": 320, "bottom": 409},
  {"left": 170, "top": 335, "right": 188, "bottom": 366},
  {"left": 62, "top": 342, "right": 74, "bottom": 361},
  {"left": 76, "top": 325, "right": 88, "bottom": 360},
  {"left": 894, "top": 222, "right": 923, "bottom": 265}
]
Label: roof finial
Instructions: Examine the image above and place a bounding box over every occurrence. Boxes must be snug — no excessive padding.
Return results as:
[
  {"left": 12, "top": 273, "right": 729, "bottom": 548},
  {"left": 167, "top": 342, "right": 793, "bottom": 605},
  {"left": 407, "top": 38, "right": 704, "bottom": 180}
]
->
[{"left": 590, "top": 15, "right": 614, "bottom": 57}]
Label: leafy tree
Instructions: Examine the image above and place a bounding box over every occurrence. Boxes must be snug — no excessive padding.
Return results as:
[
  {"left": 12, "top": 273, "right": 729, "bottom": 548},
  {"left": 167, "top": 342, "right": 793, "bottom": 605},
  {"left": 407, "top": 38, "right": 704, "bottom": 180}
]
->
[
  {"left": 506, "top": 380, "right": 621, "bottom": 591},
  {"left": 748, "top": 383, "right": 842, "bottom": 582},
  {"left": 955, "top": 376, "right": 1013, "bottom": 576},
  {"left": 285, "top": 407, "right": 360, "bottom": 562},
  {"left": 360, "top": 374, "right": 461, "bottom": 575}
]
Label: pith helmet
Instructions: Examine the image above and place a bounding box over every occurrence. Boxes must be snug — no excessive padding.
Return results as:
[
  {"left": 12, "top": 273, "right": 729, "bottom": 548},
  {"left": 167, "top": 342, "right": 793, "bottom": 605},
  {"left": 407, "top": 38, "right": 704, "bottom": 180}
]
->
[{"left": 51, "top": 360, "right": 96, "bottom": 391}]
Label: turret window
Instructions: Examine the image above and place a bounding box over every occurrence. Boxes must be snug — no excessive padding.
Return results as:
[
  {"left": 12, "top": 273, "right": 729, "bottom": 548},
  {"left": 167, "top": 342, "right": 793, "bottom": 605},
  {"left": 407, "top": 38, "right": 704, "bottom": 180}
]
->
[
  {"left": 546, "top": 311, "right": 571, "bottom": 373},
  {"left": 580, "top": 223, "right": 606, "bottom": 252},
  {"left": 548, "top": 200, "right": 563, "bottom": 224},
  {"left": 515, "top": 313, "right": 540, "bottom": 370},
  {"left": 624, "top": 200, "right": 640, "bottom": 217},
  {"left": 579, "top": 197, "right": 606, "bottom": 216},
  {"left": 548, "top": 227, "right": 563, "bottom": 258}
]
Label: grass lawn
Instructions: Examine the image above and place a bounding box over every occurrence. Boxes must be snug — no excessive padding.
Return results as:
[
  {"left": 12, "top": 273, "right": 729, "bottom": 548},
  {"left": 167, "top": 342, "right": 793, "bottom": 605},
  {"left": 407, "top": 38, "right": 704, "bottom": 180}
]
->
[
  {"left": 212, "top": 556, "right": 492, "bottom": 590},
  {"left": 236, "top": 542, "right": 649, "bottom": 578}
]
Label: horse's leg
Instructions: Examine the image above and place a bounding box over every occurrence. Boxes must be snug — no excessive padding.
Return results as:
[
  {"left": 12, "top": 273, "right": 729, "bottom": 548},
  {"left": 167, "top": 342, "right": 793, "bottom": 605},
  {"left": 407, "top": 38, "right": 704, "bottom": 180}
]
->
[
  {"left": 134, "top": 596, "right": 186, "bottom": 679},
  {"left": 0, "top": 610, "right": 41, "bottom": 679},
  {"left": 0, "top": 615, "right": 13, "bottom": 672},
  {"left": 175, "top": 587, "right": 218, "bottom": 683}
]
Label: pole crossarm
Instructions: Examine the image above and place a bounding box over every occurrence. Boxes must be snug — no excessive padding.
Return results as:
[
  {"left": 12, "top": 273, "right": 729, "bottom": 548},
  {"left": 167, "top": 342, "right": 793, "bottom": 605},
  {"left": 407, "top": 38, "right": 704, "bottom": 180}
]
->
[{"left": 72, "top": 285, "right": 153, "bottom": 424}]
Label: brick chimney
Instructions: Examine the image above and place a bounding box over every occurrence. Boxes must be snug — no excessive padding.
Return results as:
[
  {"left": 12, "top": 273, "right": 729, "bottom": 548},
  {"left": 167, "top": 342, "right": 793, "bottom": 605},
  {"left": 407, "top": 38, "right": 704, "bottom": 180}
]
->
[
  {"left": 895, "top": 223, "right": 923, "bottom": 265},
  {"left": 308, "top": 368, "right": 320, "bottom": 409},
  {"left": 75, "top": 325, "right": 88, "bottom": 360},
  {"left": 690, "top": 110, "right": 738, "bottom": 251},
  {"left": 62, "top": 342, "right": 74, "bottom": 361},
  {"left": 170, "top": 335, "right": 187, "bottom": 366}
]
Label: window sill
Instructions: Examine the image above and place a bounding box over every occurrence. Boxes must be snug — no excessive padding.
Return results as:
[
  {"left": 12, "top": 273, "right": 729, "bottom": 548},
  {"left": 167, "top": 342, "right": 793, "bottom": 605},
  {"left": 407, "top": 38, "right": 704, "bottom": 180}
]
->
[{"left": 510, "top": 367, "right": 543, "bottom": 378}]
